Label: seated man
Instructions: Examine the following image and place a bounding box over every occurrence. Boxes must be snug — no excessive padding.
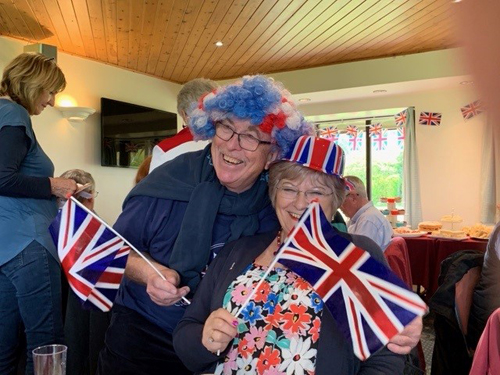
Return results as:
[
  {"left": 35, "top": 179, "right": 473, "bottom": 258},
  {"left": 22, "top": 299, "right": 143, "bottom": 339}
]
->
[{"left": 340, "top": 175, "right": 393, "bottom": 251}]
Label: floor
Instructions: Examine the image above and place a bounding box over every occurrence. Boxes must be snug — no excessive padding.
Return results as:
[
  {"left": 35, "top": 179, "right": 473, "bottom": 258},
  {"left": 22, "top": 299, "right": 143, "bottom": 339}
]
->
[{"left": 421, "top": 313, "right": 436, "bottom": 375}]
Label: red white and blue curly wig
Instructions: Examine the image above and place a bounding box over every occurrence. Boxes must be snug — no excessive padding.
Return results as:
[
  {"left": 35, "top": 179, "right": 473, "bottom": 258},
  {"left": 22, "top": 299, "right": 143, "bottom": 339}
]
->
[{"left": 188, "top": 75, "right": 313, "bottom": 157}]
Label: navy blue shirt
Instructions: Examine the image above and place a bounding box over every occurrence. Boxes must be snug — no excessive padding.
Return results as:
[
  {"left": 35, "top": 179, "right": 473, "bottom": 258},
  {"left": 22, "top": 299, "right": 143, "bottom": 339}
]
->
[{"left": 113, "top": 195, "right": 278, "bottom": 334}]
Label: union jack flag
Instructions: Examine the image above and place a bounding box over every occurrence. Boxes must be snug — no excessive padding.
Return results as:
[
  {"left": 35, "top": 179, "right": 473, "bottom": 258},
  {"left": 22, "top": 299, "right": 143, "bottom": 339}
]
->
[
  {"left": 349, "top": 132, "right": 364, "bottom": 151},
  {"left": 461, "top": 100, "right": 484, "bottom": 120},
  {"left": 346, "top": 125, "right": 358, "bottom": 137},
  {"left": 418, "top": 112, "right": 442, "bottom": 126},
  {"left": 397, "top": 126, "right": 405, "bottom": 149},
  {"left": 275, "top": 202, "right": 427, "bottom": 360},
  {"left": 372, "top": 129, "right": 388, "bottom": 151},
  {"left": 394, "top": 110, "right": 407, "bottom": 127},
  {"left": 344, "top": 178, "right": 356, "bottom": 192},
  {"left": 319, "top": 126, "right": 338, "bottom": 142},
  {"left": 368, "top": 123, "right": 382, "bottom": 137},
  {"left": 49, "top": 197, "right": 130, "bottom": 311},
  {"left": 287, "top": 135, "right": 345, "bottom": 176}
]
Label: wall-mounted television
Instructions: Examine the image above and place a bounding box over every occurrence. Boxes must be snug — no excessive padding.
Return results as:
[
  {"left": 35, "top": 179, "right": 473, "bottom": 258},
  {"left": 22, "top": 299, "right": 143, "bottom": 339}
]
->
[{"left": 101, "top": 98, "right": 178, "bottom": 168}]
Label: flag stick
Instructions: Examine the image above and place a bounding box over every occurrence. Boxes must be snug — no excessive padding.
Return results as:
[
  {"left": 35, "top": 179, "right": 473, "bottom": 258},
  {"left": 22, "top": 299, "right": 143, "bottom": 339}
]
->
[{"left": 69, "top": 197, "right": 190, "bottom": 305}]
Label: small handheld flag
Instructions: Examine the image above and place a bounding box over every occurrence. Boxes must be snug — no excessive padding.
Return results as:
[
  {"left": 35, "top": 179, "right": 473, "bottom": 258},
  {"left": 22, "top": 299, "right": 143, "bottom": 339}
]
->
[
  {"left": 49, "top": 197, "right": 190, "bottom": 311},
  {"left": 275, "top": 202, "right": 427, "bottom": 360}
]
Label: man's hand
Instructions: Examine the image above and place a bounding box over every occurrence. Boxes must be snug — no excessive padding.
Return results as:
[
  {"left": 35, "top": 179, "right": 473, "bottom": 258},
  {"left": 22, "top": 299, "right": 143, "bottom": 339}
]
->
[
  {"left": 146, "top": 268, "right": 190, "bottom": 306},
  {"left": 387, "top": 316, "right": 423, "bottom": 354}
]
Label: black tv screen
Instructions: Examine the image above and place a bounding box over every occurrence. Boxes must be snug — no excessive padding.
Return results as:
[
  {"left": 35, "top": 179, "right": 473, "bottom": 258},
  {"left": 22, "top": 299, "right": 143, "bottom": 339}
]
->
[{"left": 101, "top": 98, "right": 178, "bottom": 167}]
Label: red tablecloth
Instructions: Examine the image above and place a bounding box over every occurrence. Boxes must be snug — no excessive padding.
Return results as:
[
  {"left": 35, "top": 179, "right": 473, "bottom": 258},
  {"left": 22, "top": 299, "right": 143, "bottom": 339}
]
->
[{"left": 402, "top": 236, "right": 488, "bottom": 299}]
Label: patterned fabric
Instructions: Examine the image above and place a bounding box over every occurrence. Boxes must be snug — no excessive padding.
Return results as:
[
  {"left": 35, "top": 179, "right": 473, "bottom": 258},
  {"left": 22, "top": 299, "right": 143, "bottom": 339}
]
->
[{"left": 214, "top": 264, "right": 323, "bottom": 375}]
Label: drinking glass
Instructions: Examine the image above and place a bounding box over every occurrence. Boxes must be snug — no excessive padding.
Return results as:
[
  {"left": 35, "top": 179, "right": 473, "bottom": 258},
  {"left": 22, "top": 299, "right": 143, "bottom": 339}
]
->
[{"left": 32, "top": 344, "right": 67, "bottom": 375}]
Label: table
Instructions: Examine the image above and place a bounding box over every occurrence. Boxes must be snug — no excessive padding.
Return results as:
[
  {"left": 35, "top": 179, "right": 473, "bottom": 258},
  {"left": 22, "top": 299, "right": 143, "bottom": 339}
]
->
[{"left": 403, "top": 236, "right": 488, "bottom": 299}]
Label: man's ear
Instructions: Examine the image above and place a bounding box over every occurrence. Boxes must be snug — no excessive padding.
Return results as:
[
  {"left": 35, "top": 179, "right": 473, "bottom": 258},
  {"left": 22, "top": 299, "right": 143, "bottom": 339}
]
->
[{"left": 264, "top": 149, "right": 279, "bottom": 170}]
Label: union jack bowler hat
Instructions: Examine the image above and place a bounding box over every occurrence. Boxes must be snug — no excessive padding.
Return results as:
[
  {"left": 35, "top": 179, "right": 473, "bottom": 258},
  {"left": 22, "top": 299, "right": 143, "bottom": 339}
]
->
[{"left": 282, "top": 135, "right": 345, "bottom": 177}]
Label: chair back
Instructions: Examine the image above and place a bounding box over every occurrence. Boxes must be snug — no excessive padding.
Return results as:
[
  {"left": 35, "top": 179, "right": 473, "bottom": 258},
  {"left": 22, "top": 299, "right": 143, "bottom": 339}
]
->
[
  {"left": 384, "top": 237, "right": 413, "bottom": 288},
  {"left": 455, "top": 265, "right": 482, "bottom": 354}
]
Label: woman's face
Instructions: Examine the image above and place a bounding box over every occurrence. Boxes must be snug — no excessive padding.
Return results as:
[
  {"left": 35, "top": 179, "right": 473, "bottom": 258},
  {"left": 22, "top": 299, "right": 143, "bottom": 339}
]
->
[
  {"left": 211, "top": 118, "right": 277, "bottom": 193},
  {"left": 275, "top": 175, "right": 334, "bottom": 236},
  {"left": 33, "top": 90, "right": 55, "bottom": 115}
]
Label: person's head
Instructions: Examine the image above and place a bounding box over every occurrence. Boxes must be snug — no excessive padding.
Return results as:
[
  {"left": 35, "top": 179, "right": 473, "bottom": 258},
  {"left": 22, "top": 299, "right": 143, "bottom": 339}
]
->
[
  {"left": 189, "top": 75, "right": 313, "bottom": 193},
  {"left": 59, "top": 169, "right": 96, "bottom": 210},
  {"left": 135, "top": 156, "right": 152, "bottom": 185},
  {"left": 269, "top": 136, "right": 346, "bottom": 235},
  {"left": 177, "top": 78, "right": 218, "bottom": 125},
  {"left": 0, "top": 52, "right": 66, "bottom": 115},
  {"left": 339, "top": 175, "right": 369, "bottom": 218}
]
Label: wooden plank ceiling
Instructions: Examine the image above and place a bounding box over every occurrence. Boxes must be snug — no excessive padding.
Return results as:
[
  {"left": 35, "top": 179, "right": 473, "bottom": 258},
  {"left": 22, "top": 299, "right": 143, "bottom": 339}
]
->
[{"left": 0, "top": 0, "right": 458, "bottom": 84}]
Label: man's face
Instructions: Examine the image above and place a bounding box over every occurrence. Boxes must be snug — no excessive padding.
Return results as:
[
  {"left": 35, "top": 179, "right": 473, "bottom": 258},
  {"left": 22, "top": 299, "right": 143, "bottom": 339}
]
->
[{"left": 340, "top": 191, "right": 359, "bottom": 218}]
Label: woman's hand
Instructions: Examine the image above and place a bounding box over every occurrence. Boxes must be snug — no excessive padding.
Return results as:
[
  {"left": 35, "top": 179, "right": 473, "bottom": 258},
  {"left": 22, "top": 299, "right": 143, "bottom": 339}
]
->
[
  {"left": 202, "top": 308, "right": 238, "bottom": 354},
  {"left": 49, "top": 177, "right": 77, "bottom": 198},
  {"left": 387, "top": 316, "right": 423, "bottom": 354},
  {"left": 146, "top": 268, "right": 190, "bottom": 306}
]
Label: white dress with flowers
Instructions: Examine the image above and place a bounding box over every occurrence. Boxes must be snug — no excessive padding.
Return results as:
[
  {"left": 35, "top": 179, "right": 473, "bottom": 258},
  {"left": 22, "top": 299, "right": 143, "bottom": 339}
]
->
[{"left": 214, "top": 263, "right": 324, "bottom": 375}]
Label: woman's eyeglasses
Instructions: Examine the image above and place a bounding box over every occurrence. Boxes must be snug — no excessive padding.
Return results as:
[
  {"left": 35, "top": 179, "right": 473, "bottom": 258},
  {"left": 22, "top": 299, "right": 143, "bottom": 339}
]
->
[
  {"left": 277, "top": 184, "right": 333, "bottom": 201},
  {"left": 215, "top": 122, "right": 272, "bottom": 151}
]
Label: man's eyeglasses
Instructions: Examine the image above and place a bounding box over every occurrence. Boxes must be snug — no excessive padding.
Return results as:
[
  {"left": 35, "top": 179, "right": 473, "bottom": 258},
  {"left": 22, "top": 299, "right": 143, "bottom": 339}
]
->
[
  {"left": 277, "top": 184, "right": 333, "bottom": 201},
  {"left": 215, "top": 122, "right": 272, "bottom": 152}
]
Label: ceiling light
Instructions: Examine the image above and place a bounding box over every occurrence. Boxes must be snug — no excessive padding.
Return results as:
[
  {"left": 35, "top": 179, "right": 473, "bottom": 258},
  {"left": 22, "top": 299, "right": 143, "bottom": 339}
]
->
[
  {"left": 215, "top": 41, "right": 223, "bottom": 47},
  {"left": 298, "top": 98, "right": 311, "bottom": 102},
  {"left": 460, "top": 80, "right": 474, "bottom": 85},
  {"left": 373, "top": 89, "right": 387, "bottom": 94}
]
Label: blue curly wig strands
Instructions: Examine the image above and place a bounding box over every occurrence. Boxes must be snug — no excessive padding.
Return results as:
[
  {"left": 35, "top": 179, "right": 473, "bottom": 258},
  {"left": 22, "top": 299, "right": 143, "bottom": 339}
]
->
[{"left": 189, "top": 75, "right": 313, "bottom": 157}]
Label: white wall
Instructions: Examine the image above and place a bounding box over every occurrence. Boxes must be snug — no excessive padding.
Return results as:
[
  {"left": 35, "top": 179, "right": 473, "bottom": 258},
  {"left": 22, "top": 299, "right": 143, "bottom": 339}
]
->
[
  {"left": 298, "top": 86, "right": 486, "bottom": 226},
  {"left": 0, "top": 37, "right": 181, "bottom": 223}
]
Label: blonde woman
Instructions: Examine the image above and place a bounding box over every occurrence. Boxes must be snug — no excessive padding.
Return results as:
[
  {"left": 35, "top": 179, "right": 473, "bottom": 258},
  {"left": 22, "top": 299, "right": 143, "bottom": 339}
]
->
[{"left": 0, "top": 53, "right": 77, "bottom": 374}]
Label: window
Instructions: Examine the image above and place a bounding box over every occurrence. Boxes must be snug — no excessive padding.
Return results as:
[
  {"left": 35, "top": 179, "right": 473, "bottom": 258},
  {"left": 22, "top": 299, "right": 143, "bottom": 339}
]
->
[{"left": 311, "top": 109, "right": 408, "bottom": 212}]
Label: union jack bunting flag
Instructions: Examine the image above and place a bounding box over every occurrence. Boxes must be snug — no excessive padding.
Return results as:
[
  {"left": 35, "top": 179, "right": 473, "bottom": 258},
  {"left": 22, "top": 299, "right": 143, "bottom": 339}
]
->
[
  {"left": 346, "top": 124, "right": 358, "bottom": 137},
  {"left": 285, "top": 135, "right": 345, "bottom": 176},
  {"left": 372, "top": 129, "right": 388, "bottom": 151},
  {"left": 394, "top": 110, "right": 407, "bottom": 127},
  {"left": 418, "top": 112, "right": 442, "bottom": 126},
  {"left": 349, "top": 132, "right": 363, "bottom": 151},
  {"left": 397, "top": 126, "right": 405, "bottom": 149},
  {"left": 461, "top": 100, "right": 484, "bottom": 120},
  {"left": 49, "top": 198, "right": 130, "bottom": 311},
  {"left": 275, "top": 202, "right": 427, "bottom": 360},
  {"left": 319, "top": 126, "right": 338, "bottom": 141},
  {"left": 368, "top": 123, "right": 382, "bottom": 137}
]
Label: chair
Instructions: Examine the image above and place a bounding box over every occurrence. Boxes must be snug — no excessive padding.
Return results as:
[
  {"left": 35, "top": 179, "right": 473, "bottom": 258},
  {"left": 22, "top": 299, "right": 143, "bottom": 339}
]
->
[
  {"left": 384, "top": 237, "right": 413, "bottom": 288},
  {"left": 385, "top": 237, "right": 425, "bottom": 374},
  {"left": 454, "top": 265, "right": 482, "bottom": 356}
]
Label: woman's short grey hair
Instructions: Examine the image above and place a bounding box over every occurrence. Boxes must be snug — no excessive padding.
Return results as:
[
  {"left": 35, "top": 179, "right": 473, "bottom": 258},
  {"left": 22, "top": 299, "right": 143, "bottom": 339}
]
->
[
  {"left": 268, "top": 161, "right": 347, "bottom": 219},
  {"left": 343, "top": 175, "right": 367, "bottom": 199},
  {"left": 59, "top": 169, "right": 95, "bottom": 203},
  {"left": 177, "top": 78, "right": 218, "bottom": 115}
]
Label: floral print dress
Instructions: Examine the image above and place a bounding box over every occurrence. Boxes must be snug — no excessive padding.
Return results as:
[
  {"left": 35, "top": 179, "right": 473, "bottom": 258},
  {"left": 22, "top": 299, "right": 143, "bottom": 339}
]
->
[{"left": 214, "top": 263, "right": 324, "bottom": 375}]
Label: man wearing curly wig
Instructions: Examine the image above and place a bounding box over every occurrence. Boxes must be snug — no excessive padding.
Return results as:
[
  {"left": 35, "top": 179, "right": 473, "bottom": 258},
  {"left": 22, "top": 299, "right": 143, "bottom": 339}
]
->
[{"left": 97, "top": 75, "right": 313, "bottom": 375}]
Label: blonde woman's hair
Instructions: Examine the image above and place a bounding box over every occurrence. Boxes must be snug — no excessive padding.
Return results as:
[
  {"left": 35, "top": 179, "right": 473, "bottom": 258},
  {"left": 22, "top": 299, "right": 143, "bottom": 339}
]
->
[
  {"left": 268, "top": 161, "right": 346, "bottom": 219},
  {"left": 0, "top": 52, "right": 66, "bottom": 114}
]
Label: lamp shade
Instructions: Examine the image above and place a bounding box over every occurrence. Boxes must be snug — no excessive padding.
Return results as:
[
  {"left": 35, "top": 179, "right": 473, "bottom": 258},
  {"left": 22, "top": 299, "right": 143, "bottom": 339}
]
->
[{"left": 56, "top": 106, "right": 96, "bottom": 122}]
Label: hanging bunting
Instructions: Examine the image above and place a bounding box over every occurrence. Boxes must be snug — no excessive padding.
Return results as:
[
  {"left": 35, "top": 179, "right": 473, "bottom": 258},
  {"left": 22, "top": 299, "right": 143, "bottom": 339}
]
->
[
  {"left": 349, "top": 132, "right": 364, "bottom": 151},
  {"left": 319, "top": 126, "right": 339, "bottom": 142},
  {"left": 368, "top": 123, "right": 382, "bottom": 137},
  {"left": 372, "top": 129, "right": 388, "bottom": 151},
  {"left": 346, "top": 124, "right": 358, "bottom": 137},
  {"left": 125, "top": 142, "right": 138, "bottom": 153},
  {"left": 397, "top": 126, "right": 405, "bottom": 150},
  {"left": 461, "top": 100, "right": 484, "bottom": 121},
  {"left": 394, "top": 109, "right": 408, "bottom": 127},
  {"left": 418, "top": 112, "right": 442, "bottom": 126}
]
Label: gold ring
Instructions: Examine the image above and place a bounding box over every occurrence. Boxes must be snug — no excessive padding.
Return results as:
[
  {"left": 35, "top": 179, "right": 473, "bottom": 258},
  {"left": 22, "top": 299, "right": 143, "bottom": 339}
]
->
[{"left": 208, "top": 337, "right": 214, "bottom": 343}]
